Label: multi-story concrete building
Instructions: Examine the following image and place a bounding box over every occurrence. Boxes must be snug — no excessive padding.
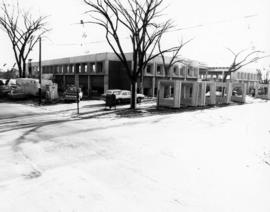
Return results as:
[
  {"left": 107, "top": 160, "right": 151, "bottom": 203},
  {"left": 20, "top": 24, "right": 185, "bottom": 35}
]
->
[
  {"left": 30, "top": 52, "right": 259, "bottom": 97},
  {"left": 30, "top": 52, "right": 207, "bottom": 97}
]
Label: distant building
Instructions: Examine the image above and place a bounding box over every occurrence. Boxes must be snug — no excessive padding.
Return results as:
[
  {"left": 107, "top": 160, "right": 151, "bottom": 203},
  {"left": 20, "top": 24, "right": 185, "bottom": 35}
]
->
[{"left": 202, "top": 67, "right": 260, "bottom": 89}]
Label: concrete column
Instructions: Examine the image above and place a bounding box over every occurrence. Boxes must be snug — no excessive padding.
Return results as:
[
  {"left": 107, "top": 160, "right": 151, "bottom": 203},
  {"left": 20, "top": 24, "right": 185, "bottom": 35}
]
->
[
  {"left": 192, "top": 83, "right": 197, "bottom": 106},
  {"left": 242, "top": 83, "right": 247, "bottom": 102},
  {"left": 87, "top": 75, "right": 91, "bottom": 97},
  {"left": 267, "top": 84, "right": 270, "bottom": 99},
  {"left": 103, "top": 60, "right": 109, "bottom": 92},
  {"left": 200, "top": 82, "right": 207, "bottom": 106},
  {"left": 87, "top": 63, "right": 91, "bottom": 73},
  {"left": 82, "top": 63, "right": 86, "bottom": 73},
  {"left": 63, "top": 75, "right": 66, "bottom": 89},
  {"left": 75, "top": 74, "right": 79, "bottom": 88},
  {"left": 150, "top": 76, "right": 155, "bottom": 97},
  {"left": 175, "top": 81, "right": 181, "bottom": 108},
  {"left": 157, "top": 80, "right": 162, "bottom": 107},
  {"left": 183, "top": 84, "right": 186, "bottom": 99},
  {"left": 247, "top": 81, "right": 250, "bottom": 93},
  {"left": 210, "top": 82, "right": 216, "bottom": 105},
  {"left": 226, "top": 82, "right": 232, "bottom": 103},
  {"left": 152, "top": 61, "right": 157, "bottom": 97}
]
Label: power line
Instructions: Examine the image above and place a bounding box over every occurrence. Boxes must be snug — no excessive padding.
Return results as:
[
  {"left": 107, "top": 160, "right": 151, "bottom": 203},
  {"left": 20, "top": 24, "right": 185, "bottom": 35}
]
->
[
  {"left": 172, "top": 14, "right": 258, "bottom": 32},
  {"left": 45, "top": 14, "right": 259, "bottom": 47}
]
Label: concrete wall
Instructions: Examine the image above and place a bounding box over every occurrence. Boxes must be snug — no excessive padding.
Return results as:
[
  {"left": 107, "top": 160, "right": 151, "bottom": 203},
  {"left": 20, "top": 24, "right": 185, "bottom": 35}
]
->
[
  {"left": 255, "top": 84, "right": 270, "bottom": 100},
  {"left": 157, "top": 80, "right": 237, "bottom": 109},
  {"left": 157, "top": 80, "right": 181, "bottom": 108},
  {"left": 231, "top": 82, "right": 246, "bottom": 103}
]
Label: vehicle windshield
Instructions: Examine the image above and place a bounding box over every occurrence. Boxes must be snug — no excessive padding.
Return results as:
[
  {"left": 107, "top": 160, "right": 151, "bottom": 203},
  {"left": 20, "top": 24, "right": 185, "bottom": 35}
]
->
[
  {"left": 67, "top": 87, "right": 76, "bottom": 92},
  {"left": 106, "top": 90, "right": 121, "bottom": 95},
  {"left": 66, "top": 86, "right": 80, "bottom": 92}
]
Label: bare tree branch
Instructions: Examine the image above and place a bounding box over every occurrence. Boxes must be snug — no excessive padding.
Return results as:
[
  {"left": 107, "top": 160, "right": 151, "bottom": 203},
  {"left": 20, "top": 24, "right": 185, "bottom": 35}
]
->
[
  {"left": 0, "top": 1, "right": 49, "bottom": 77},
  {"left": 83, "top": 0, "right": 183, "bottom": 109},
  {"left": 223, "top": 48, "right": 269, "bottom": 82}
]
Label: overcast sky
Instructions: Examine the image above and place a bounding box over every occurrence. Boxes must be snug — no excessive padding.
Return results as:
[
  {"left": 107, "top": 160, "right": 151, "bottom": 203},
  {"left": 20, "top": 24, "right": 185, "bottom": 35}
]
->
[{"left": 0, "top": 0, "right": 269, "bottom": 70}]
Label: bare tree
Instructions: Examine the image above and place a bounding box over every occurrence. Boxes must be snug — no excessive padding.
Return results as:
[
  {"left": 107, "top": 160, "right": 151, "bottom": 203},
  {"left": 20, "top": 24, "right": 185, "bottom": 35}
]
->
[
  {"left": 257, "top": 68, "right": 270, "bottom": 84},
  {"left": 223, "top": 48, "right": 269, "bottom": 82},
  {"left": 158, "top": 38, "right": 192, "bottom": 77},
  {"left": 83, "top": 0, "right": 179, "bottom": 109},
  {"left": 0, "top": 1, "right": 48, "bottom": 77}
]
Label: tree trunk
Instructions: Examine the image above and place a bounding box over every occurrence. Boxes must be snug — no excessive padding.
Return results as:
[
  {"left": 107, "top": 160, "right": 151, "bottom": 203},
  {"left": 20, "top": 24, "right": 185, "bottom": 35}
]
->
[
  {"left": 22, "top": 60, "right": 26, "bottom": 78},
  {"left": 223, "top": 72, "right": 229, "bottom": 82},
  {"left": 138, "top": 72, "right": 144, "bottom": 94},
  {"left": 18, "top": 65, "right": 22, "bottom": 78},
  {"left": 130, "top": 80, "right": 137, "bottom": 109}
]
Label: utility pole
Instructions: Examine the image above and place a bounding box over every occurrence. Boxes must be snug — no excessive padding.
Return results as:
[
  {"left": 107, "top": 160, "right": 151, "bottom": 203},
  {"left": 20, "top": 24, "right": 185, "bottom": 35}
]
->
[{"left": 39, "top": 37, "right": 42, "bottom": 105}]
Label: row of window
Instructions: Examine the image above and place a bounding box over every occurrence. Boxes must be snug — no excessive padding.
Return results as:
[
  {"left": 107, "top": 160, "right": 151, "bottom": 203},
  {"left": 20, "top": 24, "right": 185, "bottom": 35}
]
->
[
  {"left": 32, "top": 62, "right": 104, "bottom": 74},
  {"left": 32, "top": 62, "right": 200, "bottom": 77},
  {"left": 235, "top": 72, "right": 258, "bottom": 81},
  {"left": 145, "top": 64, "right": 199, "bottom": 77}
]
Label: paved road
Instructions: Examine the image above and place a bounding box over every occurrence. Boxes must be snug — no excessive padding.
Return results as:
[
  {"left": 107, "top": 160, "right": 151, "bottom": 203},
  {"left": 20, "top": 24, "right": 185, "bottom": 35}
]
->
[
  {"left": 0, "top": 100, "right": 132, "bottom": 182},
  {"left": 0, "top": 102, "right": 71, "bottom": 181}
]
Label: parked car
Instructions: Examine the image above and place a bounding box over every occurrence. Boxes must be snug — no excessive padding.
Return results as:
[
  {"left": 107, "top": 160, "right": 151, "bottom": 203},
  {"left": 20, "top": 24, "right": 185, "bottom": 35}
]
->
[
  {"left": 102, "top": 89, "right": 145, "bottom": 104},
  {"left": 0, "top": 79, "right": 6, "bottom": 85},
  {"left": 0, "top": 79, "right": 9, "bottom": 96},
  {"left": 0, "top": 79, "right": 18, "bottom": 96},
  {"left": 63, "top": 85, "right": 83, "bottom": 102}
]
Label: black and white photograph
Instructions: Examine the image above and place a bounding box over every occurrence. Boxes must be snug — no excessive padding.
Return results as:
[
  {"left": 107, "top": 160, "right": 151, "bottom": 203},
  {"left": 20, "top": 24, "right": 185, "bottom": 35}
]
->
[{"left": 0, "top": 0, "right": 270, "bottom": 211}]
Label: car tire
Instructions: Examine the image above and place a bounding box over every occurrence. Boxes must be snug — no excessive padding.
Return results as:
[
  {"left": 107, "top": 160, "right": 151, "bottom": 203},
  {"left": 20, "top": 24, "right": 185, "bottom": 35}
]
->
[
  {"left": 137, "top": 97, "right": 142, "bottom": 103},
  {"left": 117, "top": 99, "right": 121, "bottom": 104}
]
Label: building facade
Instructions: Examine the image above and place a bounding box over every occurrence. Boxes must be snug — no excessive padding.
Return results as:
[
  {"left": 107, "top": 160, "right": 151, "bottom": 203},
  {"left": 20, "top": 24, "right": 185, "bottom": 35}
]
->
[
  {"left": 202, "top": 67, "right": 260, "bottom": 91},
  {"left": 30, "top": 52, "right": 207, "bottom": 97}
]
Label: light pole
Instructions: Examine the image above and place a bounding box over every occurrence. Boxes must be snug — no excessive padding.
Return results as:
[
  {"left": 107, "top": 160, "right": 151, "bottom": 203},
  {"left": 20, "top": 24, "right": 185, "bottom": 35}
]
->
[{"left": 75, "top": 65, "right": 80, "bottom": 115}]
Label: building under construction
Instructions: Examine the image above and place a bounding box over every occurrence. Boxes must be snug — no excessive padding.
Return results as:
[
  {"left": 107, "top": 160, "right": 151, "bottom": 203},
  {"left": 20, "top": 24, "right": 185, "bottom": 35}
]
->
[
  {"left": 29, "top": 52, "right": 259, "bottom": 97},
  {"left": 30, "top": 52, "right": 207, "bottom": 97}
]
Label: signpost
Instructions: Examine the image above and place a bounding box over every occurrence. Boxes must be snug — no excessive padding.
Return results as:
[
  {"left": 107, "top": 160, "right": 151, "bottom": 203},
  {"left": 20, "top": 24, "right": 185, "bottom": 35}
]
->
[{"left": 75, "top": 72, "right": 80, "bottom": 115}]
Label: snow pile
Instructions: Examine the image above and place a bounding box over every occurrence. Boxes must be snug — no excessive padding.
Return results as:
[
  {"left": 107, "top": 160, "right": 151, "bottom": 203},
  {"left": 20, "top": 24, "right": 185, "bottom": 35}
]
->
[{"left": 0, "top": 99, "right": 270, "bottom": 211}]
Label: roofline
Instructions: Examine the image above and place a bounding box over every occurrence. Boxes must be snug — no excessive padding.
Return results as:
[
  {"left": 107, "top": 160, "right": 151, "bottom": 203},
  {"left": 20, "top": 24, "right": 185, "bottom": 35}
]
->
[{"left": 30, "top": 52, "right": 208, "bottom": 68}]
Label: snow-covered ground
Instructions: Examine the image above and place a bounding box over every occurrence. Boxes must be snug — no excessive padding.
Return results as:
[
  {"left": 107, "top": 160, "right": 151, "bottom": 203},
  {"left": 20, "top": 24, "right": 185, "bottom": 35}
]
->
[{"left": 0, "top": 97, "right": 270, "bottom": 212}]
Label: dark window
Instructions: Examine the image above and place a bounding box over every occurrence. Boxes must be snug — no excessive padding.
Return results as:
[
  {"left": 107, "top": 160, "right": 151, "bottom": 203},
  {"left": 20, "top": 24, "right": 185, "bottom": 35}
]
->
[
  {"left": 146, "top": 65, "right": 152, "bottom": 74},
  {"left": 157, "top": 65, "right": 162, "bottom": 75},
  {"left": 180, "top": 66, "right": 185, "bottom": 76},
  {"left": 96, "top": 62, "right": 103, "bottom": 73},
  {"left": 90, "top": 63, "right": 96, "bottom": 73}
]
